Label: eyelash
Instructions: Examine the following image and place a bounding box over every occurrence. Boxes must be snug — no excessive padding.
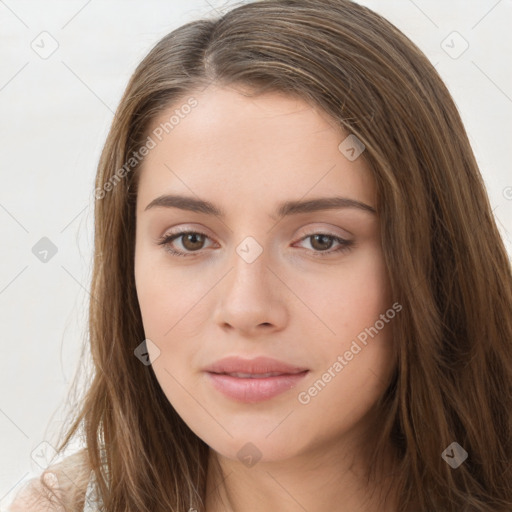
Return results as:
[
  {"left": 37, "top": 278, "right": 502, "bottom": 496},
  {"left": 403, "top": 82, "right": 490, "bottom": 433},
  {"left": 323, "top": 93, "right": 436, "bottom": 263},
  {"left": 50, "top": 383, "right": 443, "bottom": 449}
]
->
[{"left": 156, "top": 229, "right": 354, "bottom": 258}]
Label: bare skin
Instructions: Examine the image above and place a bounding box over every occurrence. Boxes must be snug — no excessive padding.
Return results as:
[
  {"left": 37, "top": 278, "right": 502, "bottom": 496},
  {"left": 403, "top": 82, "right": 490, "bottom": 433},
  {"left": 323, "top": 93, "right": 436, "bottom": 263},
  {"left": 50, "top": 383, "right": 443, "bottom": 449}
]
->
[{"left": 134, "top": 83, "right": 399, "bottom": 512}]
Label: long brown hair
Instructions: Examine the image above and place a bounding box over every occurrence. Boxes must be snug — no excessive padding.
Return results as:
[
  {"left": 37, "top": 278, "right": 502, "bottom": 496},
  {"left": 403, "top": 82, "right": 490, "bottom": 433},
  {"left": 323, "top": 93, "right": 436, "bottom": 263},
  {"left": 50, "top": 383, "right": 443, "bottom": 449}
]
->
[{"left": 30, "top": 0, "right": 512, "bottom": 510}]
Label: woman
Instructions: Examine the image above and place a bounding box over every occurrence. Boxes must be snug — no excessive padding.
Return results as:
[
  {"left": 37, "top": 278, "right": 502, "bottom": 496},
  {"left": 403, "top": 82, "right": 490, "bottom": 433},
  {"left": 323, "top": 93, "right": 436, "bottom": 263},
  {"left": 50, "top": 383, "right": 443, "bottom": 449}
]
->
[{"left": 9, "top": 0, "right": 512, "bottom": 510}]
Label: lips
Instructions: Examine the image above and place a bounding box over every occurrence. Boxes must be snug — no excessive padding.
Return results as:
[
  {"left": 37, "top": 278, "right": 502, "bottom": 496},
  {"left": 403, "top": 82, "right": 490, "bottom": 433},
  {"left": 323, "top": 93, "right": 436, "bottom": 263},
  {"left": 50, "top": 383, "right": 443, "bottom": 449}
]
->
[
  {"left": 203, "top": 356, "right": 308, "bottom": 376},
  {"left": 222, "top": 372, "right": 287, "bottom": 378},
  {"left": 203, "top": 356, "right": 309, "bottom": 403}
]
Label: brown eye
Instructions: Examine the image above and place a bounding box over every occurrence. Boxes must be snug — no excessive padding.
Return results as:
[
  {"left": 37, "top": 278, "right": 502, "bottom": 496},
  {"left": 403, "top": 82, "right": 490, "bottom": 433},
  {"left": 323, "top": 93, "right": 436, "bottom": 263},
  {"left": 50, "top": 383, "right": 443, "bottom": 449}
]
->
[
  {"left": 157, "top": 230, "right": 213, "bottom": 257},
  {"left": 309, "top": 234, "right": 335, "bottom": 251},
  {"left": 294, "top": 232, "right": 354, "bottom": 257},
  {"left": 180, "top": 232, "right": 206, "bottom": 251}
]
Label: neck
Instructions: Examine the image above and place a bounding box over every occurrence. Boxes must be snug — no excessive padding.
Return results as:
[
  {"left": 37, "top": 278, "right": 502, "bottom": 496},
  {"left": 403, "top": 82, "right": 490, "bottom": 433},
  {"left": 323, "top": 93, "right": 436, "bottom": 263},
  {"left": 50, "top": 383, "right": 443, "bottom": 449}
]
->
[{"left": 204, "top": 432, "right": 399, "bottom": 512}]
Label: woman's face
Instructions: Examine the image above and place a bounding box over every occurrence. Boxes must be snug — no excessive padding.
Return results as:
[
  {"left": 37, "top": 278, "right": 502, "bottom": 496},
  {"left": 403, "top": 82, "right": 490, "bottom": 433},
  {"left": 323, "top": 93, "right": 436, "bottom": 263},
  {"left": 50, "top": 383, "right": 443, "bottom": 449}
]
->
[{"left": 134, "top": 84, "right": 397, "bottom": 464}]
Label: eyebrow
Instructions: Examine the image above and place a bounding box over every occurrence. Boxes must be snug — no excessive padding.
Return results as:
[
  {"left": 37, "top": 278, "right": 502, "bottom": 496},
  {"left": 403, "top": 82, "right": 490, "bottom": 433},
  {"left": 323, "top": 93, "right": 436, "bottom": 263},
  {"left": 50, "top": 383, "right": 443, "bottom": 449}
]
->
[{"left": 144, "top": 194, "right": 377, "bottom": 218}]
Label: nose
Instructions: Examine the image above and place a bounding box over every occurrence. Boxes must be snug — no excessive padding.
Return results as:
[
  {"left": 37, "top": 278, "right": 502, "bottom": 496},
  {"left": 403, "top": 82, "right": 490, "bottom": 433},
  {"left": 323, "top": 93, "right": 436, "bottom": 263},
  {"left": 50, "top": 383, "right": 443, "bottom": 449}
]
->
[{"left": 213, "top": 246, "right": 289, "bottom": 337}]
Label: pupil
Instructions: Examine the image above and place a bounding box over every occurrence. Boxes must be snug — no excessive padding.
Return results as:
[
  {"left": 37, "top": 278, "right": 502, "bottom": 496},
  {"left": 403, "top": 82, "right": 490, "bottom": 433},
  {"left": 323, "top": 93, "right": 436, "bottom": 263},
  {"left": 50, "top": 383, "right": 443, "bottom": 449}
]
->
[
  {"left": 184, "top": 233, "right": 203, "bottom": 250},
  {"left": 312, "top": 234, "right": 332, "bottom": 251}
]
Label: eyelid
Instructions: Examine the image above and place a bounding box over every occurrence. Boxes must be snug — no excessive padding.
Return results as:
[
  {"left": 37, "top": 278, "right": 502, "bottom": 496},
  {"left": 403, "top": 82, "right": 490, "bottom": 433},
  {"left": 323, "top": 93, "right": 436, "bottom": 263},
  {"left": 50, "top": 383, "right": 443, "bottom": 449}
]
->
[
  {"left": 157, "top": 225, "right": 216, "bottom": 245},
  {"left": 294, "top": 225, "right": 351, "bottom": 241},
  {"left": 161, "top": 222, "right": 350, "bottom": 238}
]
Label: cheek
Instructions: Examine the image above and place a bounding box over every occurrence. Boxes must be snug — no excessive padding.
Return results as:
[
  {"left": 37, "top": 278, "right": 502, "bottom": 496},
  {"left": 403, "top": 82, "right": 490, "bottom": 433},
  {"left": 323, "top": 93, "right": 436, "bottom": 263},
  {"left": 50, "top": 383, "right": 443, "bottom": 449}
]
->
[
  {"left": 293, "top": 306, "right": 396, "bottom": 449},
  {"left": 134, "top": 249, "right": 211, "bottom": 340},
  {"left": 134, "top": 259, "right": 205, "bottom": 420},
  {"left": 293, "top": 246, "right": 395, "bottom": 413},
  {"left": 133, "top": 251, "right": 215, "bottom": 409},
  {"left": 298, "top": 245, "right": 391, "bottom": 342}
]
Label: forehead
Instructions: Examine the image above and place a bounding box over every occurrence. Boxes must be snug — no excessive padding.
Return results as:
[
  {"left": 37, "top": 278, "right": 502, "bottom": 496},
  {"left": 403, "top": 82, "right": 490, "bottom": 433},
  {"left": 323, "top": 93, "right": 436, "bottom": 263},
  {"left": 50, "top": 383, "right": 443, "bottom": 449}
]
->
[{"left": 136, "top": 85, "right": 376, "bottom": 214}]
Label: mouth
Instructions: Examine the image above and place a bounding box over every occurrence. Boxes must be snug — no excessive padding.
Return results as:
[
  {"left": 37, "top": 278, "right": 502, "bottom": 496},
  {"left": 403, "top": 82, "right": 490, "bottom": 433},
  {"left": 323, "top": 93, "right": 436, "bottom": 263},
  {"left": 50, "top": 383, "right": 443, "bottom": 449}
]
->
[
  {"left": 203, "top": 355, "right": 309, "bottom": 375},
  {"left": 203, "top": 356, "right": 309, "bottom": 403},
  {"left": 212, "top": 371, "right": 305, "bottom": 378},
  {"left": 205, "top": 371, "right": 309, "bottom": 403}
]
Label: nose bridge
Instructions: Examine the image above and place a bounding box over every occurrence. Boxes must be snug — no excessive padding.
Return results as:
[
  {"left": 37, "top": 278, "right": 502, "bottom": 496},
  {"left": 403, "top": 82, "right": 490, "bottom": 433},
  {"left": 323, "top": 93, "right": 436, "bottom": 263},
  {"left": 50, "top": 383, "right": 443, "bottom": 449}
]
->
[
  {"left": 214, "top": 233, "right": 288, "bottom": 332},
  {"left": 227, "top": 234, "right": 271, "bottom": 299}
]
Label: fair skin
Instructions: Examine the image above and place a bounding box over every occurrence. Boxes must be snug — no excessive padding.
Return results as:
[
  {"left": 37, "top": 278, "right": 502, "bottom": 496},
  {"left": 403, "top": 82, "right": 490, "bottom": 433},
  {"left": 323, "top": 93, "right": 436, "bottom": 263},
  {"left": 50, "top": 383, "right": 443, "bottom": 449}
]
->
[{"left": 134, "top": 84, "right": 399, "bottom": 512}]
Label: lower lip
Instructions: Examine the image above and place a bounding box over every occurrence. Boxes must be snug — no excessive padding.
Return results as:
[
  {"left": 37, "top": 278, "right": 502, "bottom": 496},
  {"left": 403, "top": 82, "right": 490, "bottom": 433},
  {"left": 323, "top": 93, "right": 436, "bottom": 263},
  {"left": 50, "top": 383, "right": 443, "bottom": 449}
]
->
[{"left": 206, "top": 371, "right": 309, "bottom": 403}]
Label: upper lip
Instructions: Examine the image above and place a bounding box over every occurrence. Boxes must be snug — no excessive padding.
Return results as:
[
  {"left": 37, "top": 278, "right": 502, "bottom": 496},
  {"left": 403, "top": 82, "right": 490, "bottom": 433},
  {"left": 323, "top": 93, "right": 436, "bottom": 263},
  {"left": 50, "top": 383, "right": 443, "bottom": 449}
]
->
[{"left": 203, "top": 356, "right": 308, "bottom": 375}]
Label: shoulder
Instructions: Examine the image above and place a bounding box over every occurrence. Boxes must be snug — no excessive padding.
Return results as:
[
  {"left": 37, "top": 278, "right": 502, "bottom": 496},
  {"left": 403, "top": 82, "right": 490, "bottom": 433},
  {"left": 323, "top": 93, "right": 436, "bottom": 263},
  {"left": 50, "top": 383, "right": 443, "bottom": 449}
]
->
[
  {"left": 7, "top": 473, "right": 64, "bottom": 512},
  {"left": 7, "top": 449, "right": 91, "bottom": 512}
]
